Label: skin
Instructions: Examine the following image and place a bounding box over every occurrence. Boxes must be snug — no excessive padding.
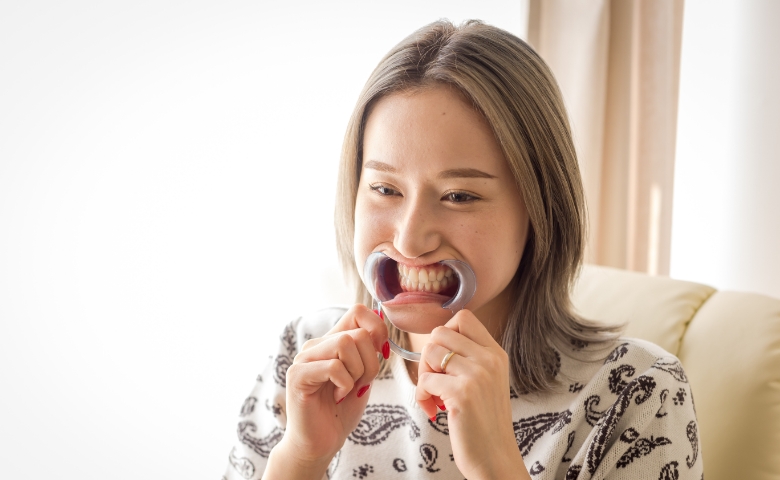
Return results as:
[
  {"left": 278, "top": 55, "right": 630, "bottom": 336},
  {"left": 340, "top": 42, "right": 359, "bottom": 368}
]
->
[{"left": 264, "top": 86, "right": 532, "bottom": 480}]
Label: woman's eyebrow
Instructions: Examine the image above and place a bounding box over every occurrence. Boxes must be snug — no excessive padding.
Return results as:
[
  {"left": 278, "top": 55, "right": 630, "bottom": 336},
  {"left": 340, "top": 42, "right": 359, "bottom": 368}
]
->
[
  {"left": 364, "top": 161, "right": 497, "bottom": 180},
  {"left": 437, "top": 168, "right": 497, "bottom": 179},
  {"left": 363, "top": 160, "right": 397, "bottom": 173}
]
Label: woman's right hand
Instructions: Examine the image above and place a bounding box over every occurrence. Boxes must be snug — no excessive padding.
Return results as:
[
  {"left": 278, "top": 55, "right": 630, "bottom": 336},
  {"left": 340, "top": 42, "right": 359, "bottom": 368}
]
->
[{"left": 266, "top": 304, "right": 389, "bottom": 479}]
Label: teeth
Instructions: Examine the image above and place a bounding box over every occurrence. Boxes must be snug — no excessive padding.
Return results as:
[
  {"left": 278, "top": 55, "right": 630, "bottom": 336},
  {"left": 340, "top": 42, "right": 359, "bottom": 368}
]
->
[
  {"left": 408, "top": 268, "right": 418, "bottom": 283},
  {"left": 418, "top": 269, "right": 428, "bottom": 283},
  {"left": 396, "top": 263, "right": 456, "bottom": 294}
]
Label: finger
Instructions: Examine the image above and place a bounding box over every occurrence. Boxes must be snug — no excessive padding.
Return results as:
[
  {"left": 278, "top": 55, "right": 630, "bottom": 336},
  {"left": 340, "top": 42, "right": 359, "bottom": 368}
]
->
[
  {"left": 416, "top": 341, "right": 437, "bottom": 381},
  {"left": 347, "top": 327, "right": 381, "bottom": 386},
  {"left": 417, "top": 344, "right": 472, "bottom": 377},
  {"left": 416, "top": 332, "right": 471, "bottom": 391},
  {"left": 442, "top": 309, "right": 497, "bottom": 348},
  {"left": 328, "top": 304, "right": 390, "bottom": 355},
  {"left": 428, "top": 324, "right": 509, "bottom": 389},
  {"left": 295, "top": 333, "right": 365, "bottom": 385},
  {"left": 295, "top": 328, "right": 383, "bottom": 395},
  {"left": 300, "top": 305, "right": 386, "bottom": 353},
  {"left": 287, "top": 358, "right": 356, "bottom": 402},
  {"left": 427, "top": 324, "right": 482, "bottom": 361},
  {"left": 415, "top": 371, "right": 455, "bottom": 420},
  {"left": 420, "top": 342, "right": 461, "bottom": 375}
]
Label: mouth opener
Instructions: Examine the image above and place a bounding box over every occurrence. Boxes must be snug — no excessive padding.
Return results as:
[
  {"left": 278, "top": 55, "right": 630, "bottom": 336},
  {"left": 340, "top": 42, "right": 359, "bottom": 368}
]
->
[{"left": 363, "top": 252, "right": 477, "bottom": 362}]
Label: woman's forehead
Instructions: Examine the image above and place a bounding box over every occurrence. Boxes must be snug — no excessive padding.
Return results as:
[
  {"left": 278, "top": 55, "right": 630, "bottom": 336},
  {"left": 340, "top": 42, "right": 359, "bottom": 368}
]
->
[{"left": 362, "top": 87, "right": 507, "bottom": 177}]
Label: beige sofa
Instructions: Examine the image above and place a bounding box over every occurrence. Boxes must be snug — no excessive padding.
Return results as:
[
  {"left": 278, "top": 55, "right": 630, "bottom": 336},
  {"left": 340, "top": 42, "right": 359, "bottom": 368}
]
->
[{"left": 571, "top": 264, "right": 780, "bottom": 480}]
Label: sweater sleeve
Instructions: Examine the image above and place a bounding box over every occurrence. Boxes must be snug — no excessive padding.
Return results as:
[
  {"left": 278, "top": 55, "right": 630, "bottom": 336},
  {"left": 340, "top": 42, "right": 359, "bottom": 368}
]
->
[
  {"left": 221, "top": 308, "right": 346, "bottom": 480},
  {"left": 222, "top": 319, "right": 297, "bottom": 480},
  {"left": 577, "top": 353, "right": 704, "bottom": 480}
]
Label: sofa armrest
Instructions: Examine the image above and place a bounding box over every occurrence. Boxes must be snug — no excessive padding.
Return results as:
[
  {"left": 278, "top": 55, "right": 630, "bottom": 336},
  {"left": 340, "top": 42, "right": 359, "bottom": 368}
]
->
[{"left": 679, "top": 291, "right": 780, "bottom": 480}]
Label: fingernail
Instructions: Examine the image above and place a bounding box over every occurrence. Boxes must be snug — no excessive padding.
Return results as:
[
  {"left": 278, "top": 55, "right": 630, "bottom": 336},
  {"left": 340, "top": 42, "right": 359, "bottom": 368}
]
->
[
  {"left": 382, "top": 341, "right": 390, "bottom": 359},
  {"left": 429, "top": 415, "right": 437, "bottom": 422},
  {"left": 372, "top": 309, "right": 380, "bottom": 316},
  {"left": 437, "top": 403, "right": 446, "bottom": 411},
  {"left": 357, "top": 384, "right": 371, "bottom": 398},
  {"left": 336, "top": 396, "right": 346, "bottom": 404}
]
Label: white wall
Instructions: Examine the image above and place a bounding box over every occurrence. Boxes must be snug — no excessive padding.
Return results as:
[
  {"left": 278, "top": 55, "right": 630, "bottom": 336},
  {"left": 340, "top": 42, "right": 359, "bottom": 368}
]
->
[
  {"left": 0, "top": 1, "right": 527, "bottom": 478},
  {"left": 671, "top": 0, "right": 780, "bottom": 300}
]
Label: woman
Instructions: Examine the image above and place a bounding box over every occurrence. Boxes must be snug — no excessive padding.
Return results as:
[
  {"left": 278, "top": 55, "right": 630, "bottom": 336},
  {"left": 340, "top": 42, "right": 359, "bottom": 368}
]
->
[{"left": 224, "top": 20, "right": 702, "bottom": 480}]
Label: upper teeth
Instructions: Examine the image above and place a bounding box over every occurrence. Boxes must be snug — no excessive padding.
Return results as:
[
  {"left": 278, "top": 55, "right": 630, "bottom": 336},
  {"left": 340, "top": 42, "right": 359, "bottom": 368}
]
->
[{"left": 398, "top": 264, "right": 454, "bottom": 294}]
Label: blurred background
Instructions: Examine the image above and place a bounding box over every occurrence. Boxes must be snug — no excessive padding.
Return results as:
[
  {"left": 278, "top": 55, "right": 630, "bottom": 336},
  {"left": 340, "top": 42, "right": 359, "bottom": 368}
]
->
[{"left": 0, "top": 0, "right": 777, "bottom": 478}]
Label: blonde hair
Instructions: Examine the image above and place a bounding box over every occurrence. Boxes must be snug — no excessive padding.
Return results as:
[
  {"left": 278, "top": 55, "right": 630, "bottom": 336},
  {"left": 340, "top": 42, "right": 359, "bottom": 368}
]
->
[{"left": 335, "top": 20, "right": 621, "bottom": 394}]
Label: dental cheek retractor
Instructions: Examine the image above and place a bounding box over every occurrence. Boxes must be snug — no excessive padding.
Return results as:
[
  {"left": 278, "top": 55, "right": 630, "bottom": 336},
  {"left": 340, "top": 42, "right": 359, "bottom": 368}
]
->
[{"left": 362, "top": 251, "right": 477, "bottom": 362}]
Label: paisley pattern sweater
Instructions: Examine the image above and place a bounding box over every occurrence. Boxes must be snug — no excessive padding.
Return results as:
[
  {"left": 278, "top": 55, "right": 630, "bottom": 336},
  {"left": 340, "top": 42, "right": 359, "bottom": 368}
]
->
[{"left": 223, "top": 307, "right": 703, "bottom": 480}]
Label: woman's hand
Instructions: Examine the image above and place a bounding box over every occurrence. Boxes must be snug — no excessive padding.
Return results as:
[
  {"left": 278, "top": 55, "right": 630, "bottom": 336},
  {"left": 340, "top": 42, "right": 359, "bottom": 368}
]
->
[
  {"left": 415, "top": 310, "right": 531, "bottom": 480},
  {"left": 266, "top": 304, "right": 389, "bottom": 480}
]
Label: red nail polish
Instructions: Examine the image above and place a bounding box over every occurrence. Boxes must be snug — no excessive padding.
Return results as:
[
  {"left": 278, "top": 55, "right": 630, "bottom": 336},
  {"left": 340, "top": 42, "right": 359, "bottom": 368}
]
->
[
  {"left": 437, "top": 403, "right": 447, "bottom": 411},
  {"left": 372, "top": 309, "right": 380, "bottom": 316},
  {"left": 336, "top": 396, "right": 346, "bottom": 404},
  {"left": 429, "top": 415, "right": 437, "bottom": 422},
  {"left": 357, "top": 385, "right": 371, "bottom": 397},
  {"left": 382, "top": 341, "right": 390, "bottom": 359}
]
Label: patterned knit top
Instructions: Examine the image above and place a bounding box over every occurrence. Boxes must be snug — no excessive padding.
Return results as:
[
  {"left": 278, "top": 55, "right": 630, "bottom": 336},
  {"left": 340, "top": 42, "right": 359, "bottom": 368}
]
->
[{"left": 223, "top": 307, "right": 703, "bottom": 480}]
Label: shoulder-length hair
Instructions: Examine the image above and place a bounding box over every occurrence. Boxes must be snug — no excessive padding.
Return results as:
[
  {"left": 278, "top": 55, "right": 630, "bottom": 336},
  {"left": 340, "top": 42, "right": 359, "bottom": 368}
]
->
[{"left": 335, "top": 19, "right": 621, "bottom": 394}]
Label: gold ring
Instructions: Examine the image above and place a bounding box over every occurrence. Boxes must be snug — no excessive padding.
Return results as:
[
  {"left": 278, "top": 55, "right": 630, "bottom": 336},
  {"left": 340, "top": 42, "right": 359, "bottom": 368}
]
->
[{"left": 440, "top": 351, "right": 456, "bottom": 373}]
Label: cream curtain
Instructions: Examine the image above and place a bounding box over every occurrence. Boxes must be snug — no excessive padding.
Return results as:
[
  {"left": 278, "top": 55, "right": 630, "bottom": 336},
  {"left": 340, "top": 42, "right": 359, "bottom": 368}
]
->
[{"left": 527, "top": 0, "right": 684, "bottom": 275}]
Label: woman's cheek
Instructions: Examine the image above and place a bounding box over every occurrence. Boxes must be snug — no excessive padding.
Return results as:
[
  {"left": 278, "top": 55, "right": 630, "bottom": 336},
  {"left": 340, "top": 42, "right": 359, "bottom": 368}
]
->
[{"left": 353, "top": 196, "right": 385, "bottom": 267}]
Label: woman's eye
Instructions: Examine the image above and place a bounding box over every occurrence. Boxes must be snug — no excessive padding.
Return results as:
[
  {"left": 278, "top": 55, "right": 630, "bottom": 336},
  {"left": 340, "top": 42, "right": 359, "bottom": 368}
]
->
[
  {"left": 444, "top": 191, "right": 478, "bottom": 203},
  {"left": 370, "top": 184, "right": 400, "bottom": 196}
]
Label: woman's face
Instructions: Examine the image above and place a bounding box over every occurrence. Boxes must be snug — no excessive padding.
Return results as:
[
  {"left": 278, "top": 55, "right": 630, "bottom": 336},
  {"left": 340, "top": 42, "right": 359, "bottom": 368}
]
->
[{"left": 354, "top": 86, "right": 529, "bottom": 336}]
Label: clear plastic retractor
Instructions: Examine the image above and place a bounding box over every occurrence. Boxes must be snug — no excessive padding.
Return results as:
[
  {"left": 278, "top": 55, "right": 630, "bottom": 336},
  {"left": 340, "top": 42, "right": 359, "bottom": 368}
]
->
[{"left": 362, "top": 252, "right": 477, "bottom": 362}]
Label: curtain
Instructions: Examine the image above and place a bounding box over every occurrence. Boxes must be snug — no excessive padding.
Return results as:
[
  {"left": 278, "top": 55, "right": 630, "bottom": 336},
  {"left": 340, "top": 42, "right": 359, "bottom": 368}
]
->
[{"left": 527, "top": 0, "right": 684, "bottom": 275}]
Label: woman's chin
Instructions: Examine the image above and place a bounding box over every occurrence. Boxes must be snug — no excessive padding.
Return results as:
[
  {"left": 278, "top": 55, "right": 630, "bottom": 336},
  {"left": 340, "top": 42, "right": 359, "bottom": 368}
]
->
[{"left": 381, "top": 300, "right": 455, "bottom": 334}]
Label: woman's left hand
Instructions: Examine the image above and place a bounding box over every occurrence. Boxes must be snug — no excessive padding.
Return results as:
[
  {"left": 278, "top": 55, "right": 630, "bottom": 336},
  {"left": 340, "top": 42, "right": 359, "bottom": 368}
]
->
[{"left": 415, "top": 309, "right": 531, "bottom": 480}]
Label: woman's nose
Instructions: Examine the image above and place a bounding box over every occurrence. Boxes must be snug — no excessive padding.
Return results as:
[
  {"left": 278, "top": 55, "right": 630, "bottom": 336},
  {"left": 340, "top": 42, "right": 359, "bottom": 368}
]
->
[{"left": 393, "top": 195, "right": 442, "bottom": 260}]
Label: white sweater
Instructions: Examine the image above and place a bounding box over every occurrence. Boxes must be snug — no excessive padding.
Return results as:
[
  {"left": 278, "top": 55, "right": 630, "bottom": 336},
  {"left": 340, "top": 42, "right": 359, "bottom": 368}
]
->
[{"left": 223, "top": 307, "right": 703, "bottom": 480}]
